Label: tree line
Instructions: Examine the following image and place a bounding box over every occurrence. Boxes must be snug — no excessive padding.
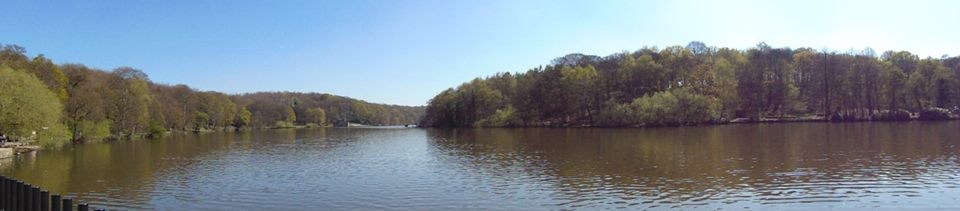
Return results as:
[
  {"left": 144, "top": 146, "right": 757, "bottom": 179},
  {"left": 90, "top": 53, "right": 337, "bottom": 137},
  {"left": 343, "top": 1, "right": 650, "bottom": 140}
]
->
[
  {"left": 0, "top": 44, "right": 424, "bottom": 146},
  {"left": 420, "top": 42, "right": 960, "bottom": 127}
]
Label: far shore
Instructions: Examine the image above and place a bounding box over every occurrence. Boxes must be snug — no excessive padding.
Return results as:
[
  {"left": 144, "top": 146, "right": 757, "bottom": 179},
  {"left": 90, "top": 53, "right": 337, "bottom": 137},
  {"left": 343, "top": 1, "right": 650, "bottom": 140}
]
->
[{"left": 420, "top": 114, "right": 960, "bottom": 129}]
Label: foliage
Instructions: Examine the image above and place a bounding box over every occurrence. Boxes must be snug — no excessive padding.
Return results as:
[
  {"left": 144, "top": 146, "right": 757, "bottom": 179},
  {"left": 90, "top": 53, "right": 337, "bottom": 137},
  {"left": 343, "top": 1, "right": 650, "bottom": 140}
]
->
[
  {"left": 147, "top": 120, "right": 168, "bottom": 138},
  {"left": 475, "top": 105, "right": 521, "bottom": 127},
  {"left": 596, "top": 100, "right": 631, "bottom": 126},
  {"left": 236, "top": 92, "right": 422, "bottom": 127},
  {"left": 284, "top": 106, "right": 297, "bottom": 123},
  {"left": 628, "top": 88, "right": 720, "bottom": 126},
  {"left": 234, "top": 107, "right": 253, "bottom": 127},
  {"left": 273, "top": 121, "right": 296, "bottom": 128},
  {"left": 193, "top": 112, "right": 209, "bottom": 131},
  {"left": 0, "top": 66, "right": 71, "bottom": 146},
  {"left": 421, "top": 41, "right": 960, "bottom": 127},
  {"left": 28, "top": 54, "right": 69, "bottom": 102},
  {"left": 77, "top": 120, "right": 111, "bottom": 142},
  {"left": 419, "top": 79, "right": 506, "bottom": 127},
  {"left": 629, "top": 90, "right": 680, "bottom": 125},
  {"left": 918, "top": 107, "right": 953, "bottom": 121},
  {"left": 107, "top": 67, "right": 153, "bottom": 137},
  {"left": 0, "top": 44, "right": 425, "bottom": 144},
  {"left": 306, "top": 107, "right": 327, "bottom": 126},
  {"left": 872, "top": 109, "right": 912, "bottom": 121}
]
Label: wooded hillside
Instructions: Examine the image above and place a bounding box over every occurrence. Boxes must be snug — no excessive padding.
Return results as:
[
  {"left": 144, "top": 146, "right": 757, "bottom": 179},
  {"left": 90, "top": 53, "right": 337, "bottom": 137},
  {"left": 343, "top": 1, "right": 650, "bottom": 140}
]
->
[
  {"left": 0, "top": 44, "right": 424, "bottom": 146},
  {"left": 421, "top": 42, "right": 960, "bottom": 127}
]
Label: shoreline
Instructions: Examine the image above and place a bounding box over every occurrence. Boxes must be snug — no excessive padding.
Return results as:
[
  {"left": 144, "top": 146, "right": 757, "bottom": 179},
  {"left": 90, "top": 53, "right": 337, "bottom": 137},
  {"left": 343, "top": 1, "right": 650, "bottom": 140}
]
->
[{"left": 420, "top": 116, "right": 960, "bottom": 129}]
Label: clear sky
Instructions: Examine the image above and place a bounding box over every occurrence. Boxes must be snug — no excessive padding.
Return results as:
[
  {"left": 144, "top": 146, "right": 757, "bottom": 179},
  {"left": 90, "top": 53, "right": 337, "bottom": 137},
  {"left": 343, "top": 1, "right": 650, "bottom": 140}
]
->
[{"left": 2, "top": 0, "right": 959, "bottom": 106}]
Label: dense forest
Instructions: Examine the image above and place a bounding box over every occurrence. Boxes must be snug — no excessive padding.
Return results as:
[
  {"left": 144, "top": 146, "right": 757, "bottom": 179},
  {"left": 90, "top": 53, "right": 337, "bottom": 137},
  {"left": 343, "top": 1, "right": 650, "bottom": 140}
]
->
[
  {"left": 421, "top": 42, "right": 960, "bottom": 127},
  {"left": 0, "top": 44, "right": 424, "bottom": 146}
]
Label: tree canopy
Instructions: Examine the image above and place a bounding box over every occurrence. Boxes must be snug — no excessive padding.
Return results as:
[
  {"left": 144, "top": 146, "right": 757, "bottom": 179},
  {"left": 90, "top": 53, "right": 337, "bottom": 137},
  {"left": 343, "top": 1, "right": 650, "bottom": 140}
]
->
[
  {"left": 0, "top": 66, "right": 71, "bottom": 146},
  {"left": 0, "top": 44, "right": 425, "bottom": 143},
  {"left": 421, "top": 42, "right": 960, "bottom": 127}
]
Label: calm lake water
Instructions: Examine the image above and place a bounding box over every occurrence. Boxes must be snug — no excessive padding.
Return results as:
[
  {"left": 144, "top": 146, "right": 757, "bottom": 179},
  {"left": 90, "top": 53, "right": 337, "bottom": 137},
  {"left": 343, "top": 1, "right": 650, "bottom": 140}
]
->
[{"left": 3, "top": 122, "right": 960, "bottom": 210}]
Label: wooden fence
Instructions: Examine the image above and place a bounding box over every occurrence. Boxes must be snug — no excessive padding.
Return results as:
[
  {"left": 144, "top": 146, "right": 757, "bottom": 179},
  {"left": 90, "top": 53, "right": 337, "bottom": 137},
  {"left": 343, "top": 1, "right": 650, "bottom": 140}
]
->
[{"left": 0, "top": 176, "right": 105, "bottom": 211}]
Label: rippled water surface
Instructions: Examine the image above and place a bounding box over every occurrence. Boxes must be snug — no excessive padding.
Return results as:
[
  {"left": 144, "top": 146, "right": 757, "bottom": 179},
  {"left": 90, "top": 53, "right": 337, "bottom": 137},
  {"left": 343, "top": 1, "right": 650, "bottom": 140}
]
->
[{"left": 4, "top": 122, "right": 960, "bottom": 210}]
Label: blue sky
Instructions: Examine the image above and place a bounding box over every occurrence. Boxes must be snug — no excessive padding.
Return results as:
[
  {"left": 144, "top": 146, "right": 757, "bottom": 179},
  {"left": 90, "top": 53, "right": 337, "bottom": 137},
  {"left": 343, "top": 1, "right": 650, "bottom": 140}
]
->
[{"left": 2, "top": 0, "right": 959, "bottom": 106}]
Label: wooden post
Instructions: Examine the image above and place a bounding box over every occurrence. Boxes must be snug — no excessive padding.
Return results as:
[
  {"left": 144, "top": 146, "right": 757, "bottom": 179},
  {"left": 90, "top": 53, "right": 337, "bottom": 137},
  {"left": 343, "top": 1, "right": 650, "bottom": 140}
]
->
[
  {"left": 1, "top": 177, "right": 7, "bottom": 210},
  {"left": 8, "top": 179, "right": 13, "bottom": 211},
  {"left": 33, "top": 186, "right": 41, "bottom": 211},
  {"left": 62, "top": 198, "right": 72, "bottom": 211},
  {"left": 4, "top": 177, "right": 9, "bottom": 211},
  {"left": 26, "top": 185, "right": 33, "bottom": 211},
  {"left": 12, "top": 181, "right": 18, "bottom": 211},
  {"left": 4, "top": 177, "right": 9, "bottom": 210},
  {"left": 6, "top": 178, "right": 11, "bottom": 211},
  {"left": 77, "top": 203, "right": 89, "bottom": 211},
  {"left": 6, "top": 178, "right": 12, "bottom": 211},
  {"left": 18, "top": 181, "right": 25, "bottom": 211},
  {"left": 41, "top": 190, "right": 50, "bottom": 211},
  {"left": 1, "top": 176, "right": 6, "bottom": 209},
  {"left": 22, "top": 183, "right": 28, "bottom": 211},
  {"left": 51, "top": 194, "right": 61, "bottom": 211},
  {"left": 3, "top": 177, "right": 9, "bottom": 210},
  {"left": 2, "top": 177, "right": 6, "bottom": 210},
  {"left": 25, "top": 183, "right": 32, "bottom": 211}
]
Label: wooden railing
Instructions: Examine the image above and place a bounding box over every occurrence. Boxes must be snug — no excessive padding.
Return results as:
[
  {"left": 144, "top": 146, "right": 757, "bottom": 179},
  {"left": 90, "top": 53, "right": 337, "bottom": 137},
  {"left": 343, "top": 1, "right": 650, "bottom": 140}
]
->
[{"left": 0, "top": 176, "right": 104, "bottom": 211}]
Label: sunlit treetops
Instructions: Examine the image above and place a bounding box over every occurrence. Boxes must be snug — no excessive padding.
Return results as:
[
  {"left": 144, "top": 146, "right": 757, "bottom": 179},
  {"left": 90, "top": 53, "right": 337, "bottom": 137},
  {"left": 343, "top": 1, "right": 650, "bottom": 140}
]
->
[
  {"left": 421, "top": 42, "right": 960, "bottom": 127},
  {"left": 0, "top": 44, "right": 424, "bottom": 146}
]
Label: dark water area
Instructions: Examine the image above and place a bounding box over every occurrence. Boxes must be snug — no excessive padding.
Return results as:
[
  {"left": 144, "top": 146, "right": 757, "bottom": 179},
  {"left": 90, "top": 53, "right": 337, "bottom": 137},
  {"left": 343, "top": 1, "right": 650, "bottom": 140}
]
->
[{"left": 3, "top": 122, "right": 960, "bottom": 210}]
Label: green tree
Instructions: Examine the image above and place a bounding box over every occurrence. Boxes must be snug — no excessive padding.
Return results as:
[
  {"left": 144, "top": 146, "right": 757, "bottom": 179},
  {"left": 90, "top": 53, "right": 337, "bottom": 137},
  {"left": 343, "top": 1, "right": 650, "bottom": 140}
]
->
[
  {"left": 29, "top": 54, "right": 69, "bottom": 102},
  {"left": 62, "top": 64, "right": 110, "bottom": 141},
  {"left": 192, "top": 112, "right": 209, "bottom": 131},
  {"left": 883, "top": 51, "right": 919, "bottom": 74},
  {"left": 629, "top": 88, "right": 719, "bottom": 126},
  {"left": 77, "top": 120, "right": 111, "bottom": 142},
  {"left": 234, "top": 106, "right": 253, "bottom": 128},
  {"left": 0, "top": 66, "right": 71, "bottom": 146},
  {"left": 306, "top": 107, "right": 327, "bottom": 126},
  {"left": 907, "top": 58, "right": 955, "bottom": 109},
  {"left": 879, "top": 61, "right": 907, "bottom": 110},
  {"left": 619, "top": 54, "right": 666, "bottom": 101},
  {"left": 108, "top": 67, "right": 153, "bottom": 138},
  {"left": 475, "top": 105, "right": 520, "bottom": 127},
  {"left": 418, "top": 42, "right": 960, "bottom": 127},
  {"left": 0, "top": 45, "right": 30, "bottom": 71},
  {"left": 284, "top": 106, "right": 297, "bottom": 123},
  {"left": 561, "top": 65, "right": 599, "bottom": 123},
  {"left": 713, "top": 58, "right": 739, "bottom": 117}
]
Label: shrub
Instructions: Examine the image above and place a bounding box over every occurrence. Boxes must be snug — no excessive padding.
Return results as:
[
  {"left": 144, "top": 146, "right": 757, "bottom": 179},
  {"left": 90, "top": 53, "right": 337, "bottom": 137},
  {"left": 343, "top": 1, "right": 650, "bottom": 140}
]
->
[
  {"left": 78, "top": 120, "right": 112, "bottom": 142},
  {"left": 672, "top": 89, "right": 720, "bottom": 124},
  {"left": 273, "top": 121, "right": 296, "bottom": 128},
  {"left": 872, "top": 109, "right": 912, "bottom": 121},
  {"left": 596, "top": 100, "right": 631, "bottom": 126},
  {"left": 630, "top": 90, "right": 679, "bottom": 125},
  {"left": 475, "top": 105, "right": 521, "bottom": 127},
  {"left": 829, "top": 112, "right": 859, "bottom": 122},
  {"left": 918, "top": 107, "right": 952, "bottom": 121},
  {"left": 629, "top": 88, "right": 719, "bottom": 126},
  {"left": 147, "top": 121, "right": 168, "bottom": 138}
]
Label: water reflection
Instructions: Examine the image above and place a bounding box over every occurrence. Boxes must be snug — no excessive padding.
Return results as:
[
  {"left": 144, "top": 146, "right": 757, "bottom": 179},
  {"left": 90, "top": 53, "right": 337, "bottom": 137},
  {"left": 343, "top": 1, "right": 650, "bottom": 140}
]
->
[
  {"left": 1, "top": 123, "right": 959, "bottom": 210},
  {"left": 425, "top": 122, "right": 960, "bottom": 209}
]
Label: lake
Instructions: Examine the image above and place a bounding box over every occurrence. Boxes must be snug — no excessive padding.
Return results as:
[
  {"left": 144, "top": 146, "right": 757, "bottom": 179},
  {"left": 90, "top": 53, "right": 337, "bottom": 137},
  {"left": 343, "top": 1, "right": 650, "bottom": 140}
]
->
[{"left": 3, "top": 122, "right": 960, "bottom": 210}]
